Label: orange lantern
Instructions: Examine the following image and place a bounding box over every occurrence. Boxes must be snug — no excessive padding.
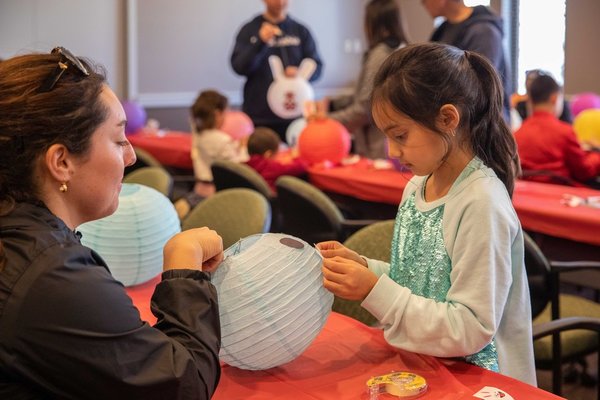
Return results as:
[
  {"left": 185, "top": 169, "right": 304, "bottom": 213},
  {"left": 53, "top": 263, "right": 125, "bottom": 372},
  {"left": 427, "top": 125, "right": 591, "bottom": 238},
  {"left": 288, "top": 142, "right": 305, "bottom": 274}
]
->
[{"left": 298, "top": 118, "right": 351, "bottom": 165}]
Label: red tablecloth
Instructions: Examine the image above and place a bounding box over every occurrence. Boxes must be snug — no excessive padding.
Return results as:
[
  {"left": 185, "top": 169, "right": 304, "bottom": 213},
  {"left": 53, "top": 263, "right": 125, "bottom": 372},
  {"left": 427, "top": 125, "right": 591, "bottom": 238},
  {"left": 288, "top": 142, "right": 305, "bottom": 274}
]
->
[
  {"left": 308, "top": 161, "right": 600, "bottom": 246},
  {"left": 125, "top": 277, "right": 562, "bottom": 400},
  {"left": 128, "top": 131, "right": 193, "bottom": 170}
]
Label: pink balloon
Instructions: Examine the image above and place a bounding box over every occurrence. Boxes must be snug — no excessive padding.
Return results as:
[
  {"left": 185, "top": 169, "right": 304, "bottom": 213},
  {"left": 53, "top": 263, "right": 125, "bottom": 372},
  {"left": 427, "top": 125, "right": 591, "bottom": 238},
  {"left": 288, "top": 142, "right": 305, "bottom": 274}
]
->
[
  {"left": 298, "top": 118, "right": 351, "bottom": 165},
  {"left": 221, "top": 110, "right": 254, "bottom": 140},
  {"left": 570, "top": 92, "right": 600, "bottom": 117}
]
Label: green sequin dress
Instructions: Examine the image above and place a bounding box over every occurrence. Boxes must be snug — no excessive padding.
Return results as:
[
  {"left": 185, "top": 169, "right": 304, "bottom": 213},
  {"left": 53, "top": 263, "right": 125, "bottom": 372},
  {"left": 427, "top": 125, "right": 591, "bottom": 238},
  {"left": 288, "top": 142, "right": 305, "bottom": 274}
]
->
[{"left": 388, "top": 158, "right": 499, "bottom": 372}]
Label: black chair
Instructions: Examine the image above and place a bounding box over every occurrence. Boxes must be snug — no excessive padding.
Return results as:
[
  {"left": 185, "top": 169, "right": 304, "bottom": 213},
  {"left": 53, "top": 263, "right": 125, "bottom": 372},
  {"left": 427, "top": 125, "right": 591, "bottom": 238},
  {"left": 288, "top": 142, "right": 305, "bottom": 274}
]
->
[
  {"left": 211, "top": 160, "right": 273, "bottom": 199},
  {"left": 210, "top": 160, "right": 280, "bottom": 230},
  {"left": 275, "top": 176, "right": 379, "bottom": 244},
  {"left": 524, "top": 232, "right": 600, "bottom": 398}
]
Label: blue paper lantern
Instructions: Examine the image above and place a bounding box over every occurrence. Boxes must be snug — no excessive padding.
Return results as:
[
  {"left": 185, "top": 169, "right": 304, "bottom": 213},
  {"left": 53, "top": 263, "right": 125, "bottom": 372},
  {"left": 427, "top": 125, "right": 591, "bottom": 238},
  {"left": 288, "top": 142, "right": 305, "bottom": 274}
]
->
[
  {"left": 212, "top": 233, "right": 333, "bottom": 370},
  {"left": 78, "top": 183, "right": 180, "bottom": 286}
]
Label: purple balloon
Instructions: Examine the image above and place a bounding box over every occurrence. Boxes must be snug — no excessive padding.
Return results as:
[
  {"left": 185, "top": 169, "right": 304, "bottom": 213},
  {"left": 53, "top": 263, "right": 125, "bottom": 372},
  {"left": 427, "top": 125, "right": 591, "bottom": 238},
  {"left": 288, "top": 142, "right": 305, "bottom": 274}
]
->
[
  {"left": 122, "top": 100, "right": 147, "bottom": 134},
  {"left": 570, "top": 92, "right": 600, "bottom": 117}
]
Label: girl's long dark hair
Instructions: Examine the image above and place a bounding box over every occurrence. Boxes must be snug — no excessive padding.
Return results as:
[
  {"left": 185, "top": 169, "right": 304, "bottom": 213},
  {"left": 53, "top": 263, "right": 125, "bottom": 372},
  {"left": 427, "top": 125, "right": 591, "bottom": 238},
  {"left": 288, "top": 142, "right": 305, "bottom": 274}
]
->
[{"left": 372, "top": 42, "right": 519, "bottom": 195}]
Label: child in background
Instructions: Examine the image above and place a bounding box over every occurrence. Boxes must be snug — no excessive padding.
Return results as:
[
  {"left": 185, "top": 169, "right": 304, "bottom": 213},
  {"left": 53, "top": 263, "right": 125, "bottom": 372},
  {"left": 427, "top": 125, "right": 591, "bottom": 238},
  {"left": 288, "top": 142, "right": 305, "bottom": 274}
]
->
[
  {"left": 177, "top": 90, "right": 247, "bottom": 218},
  {"left": 514, "top": 72, "right": 600, "bottom": 186},
  {"left": 245, "top": 127, "right": 307, "bottom": 192},
  {"left": 317, "top": 43, "right": 536, "bottom": 385}
]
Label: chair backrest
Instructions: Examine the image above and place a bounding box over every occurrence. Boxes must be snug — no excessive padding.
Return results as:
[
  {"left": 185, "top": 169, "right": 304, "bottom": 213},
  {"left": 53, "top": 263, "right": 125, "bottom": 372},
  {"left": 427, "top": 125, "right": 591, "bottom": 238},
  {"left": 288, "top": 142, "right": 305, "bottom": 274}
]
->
[
  {"left": 123, "top": 166, "right": 174, "bottom": 198},
  {"left": 275, "top": 176, "right": 345, "bottom": 243},
  {"left": 343, "top": 220, "right": 395, "bottom": 263},
  {"left": 181, "top": 188, "right": 271, "bottom": 248},
  {"left": 523, "top": 232, "right": 552, "bottom": 319},
  {"left": 125, "top": 147, "right": 163, "bottom": 176},
  {"left": 211, "top": 160, "right": 273, "bottom": 199}
]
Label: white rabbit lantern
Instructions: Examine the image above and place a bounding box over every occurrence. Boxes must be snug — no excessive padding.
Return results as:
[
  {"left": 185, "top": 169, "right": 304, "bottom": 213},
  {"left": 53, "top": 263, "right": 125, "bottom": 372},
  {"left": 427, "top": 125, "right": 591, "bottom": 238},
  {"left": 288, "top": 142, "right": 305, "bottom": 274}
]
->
[{"left": 267, "top": 56, "right": 316, "bottom": 119}]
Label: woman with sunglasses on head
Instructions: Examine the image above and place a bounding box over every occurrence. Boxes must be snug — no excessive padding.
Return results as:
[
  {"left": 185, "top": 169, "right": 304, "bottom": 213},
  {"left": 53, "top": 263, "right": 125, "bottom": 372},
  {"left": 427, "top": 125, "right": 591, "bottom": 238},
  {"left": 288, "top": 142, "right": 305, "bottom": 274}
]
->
[{"left": 0, "top": 48, "right": 223, "bottom": 399}]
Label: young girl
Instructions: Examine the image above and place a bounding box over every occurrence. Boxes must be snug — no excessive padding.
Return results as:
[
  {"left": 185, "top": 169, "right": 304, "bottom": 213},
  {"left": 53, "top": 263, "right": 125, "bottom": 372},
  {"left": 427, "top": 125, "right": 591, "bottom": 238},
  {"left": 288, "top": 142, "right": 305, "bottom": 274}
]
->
[
  {"left": 317, "top": 43, "right": 536, "bottom": 385},
  {"left": 180, "top": 90, "right": 247, "bottom": 216},
  {"left": 326, "top": 0, "right": 408, "bottom": 159}
]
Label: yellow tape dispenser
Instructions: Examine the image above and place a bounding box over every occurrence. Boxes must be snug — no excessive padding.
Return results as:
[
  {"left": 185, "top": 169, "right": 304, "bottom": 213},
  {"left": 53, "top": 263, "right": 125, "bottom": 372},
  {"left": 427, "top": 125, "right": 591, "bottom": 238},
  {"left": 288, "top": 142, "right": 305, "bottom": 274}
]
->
[{"left": 366, "top": 371, "right": 427, "bottom": 399}]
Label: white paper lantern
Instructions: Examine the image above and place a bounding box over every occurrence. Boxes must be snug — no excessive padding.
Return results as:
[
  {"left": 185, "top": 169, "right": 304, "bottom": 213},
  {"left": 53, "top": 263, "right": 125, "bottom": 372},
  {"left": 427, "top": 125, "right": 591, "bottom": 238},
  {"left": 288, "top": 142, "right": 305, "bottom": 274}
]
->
[
  {"left": 212, "top": 233, "right": 333, "bottom": 370},
  {"left": 267, "top": 56, "right": 316, "bottom": 119},
  {"left": 78, "top": 183, "right": 180, "bottom": 286},
  {"left": 285, "top": 117, "right": 307, "bottom": 147}
]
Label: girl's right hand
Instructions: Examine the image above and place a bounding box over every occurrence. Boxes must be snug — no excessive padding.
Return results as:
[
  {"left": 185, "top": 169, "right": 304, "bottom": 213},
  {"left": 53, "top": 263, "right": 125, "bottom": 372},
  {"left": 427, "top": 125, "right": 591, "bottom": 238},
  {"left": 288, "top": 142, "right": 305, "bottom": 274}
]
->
[
  {"left": 163, "top": 228, "right": 224, "bottom": 272},
  {"left": 316, "top": 241, "right": 367, "bottom": 267}
]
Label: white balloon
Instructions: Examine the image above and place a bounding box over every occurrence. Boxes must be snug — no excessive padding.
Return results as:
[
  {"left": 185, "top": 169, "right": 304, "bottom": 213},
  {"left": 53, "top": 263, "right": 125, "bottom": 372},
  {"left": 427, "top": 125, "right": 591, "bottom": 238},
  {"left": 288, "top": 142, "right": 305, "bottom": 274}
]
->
[
  {"left": 285, "top": 117, "right": 307, "bottom": 147},
  {"left": 267, "top": 56, "right": 316, "bottom": 119}
]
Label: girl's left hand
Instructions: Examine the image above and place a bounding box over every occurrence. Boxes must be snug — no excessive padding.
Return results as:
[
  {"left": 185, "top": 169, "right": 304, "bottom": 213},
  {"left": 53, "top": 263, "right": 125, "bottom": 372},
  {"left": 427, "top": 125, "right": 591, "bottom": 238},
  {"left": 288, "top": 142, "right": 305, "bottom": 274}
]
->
[{"left": 322, "top": 256, "right": 378, "bottom": 300}]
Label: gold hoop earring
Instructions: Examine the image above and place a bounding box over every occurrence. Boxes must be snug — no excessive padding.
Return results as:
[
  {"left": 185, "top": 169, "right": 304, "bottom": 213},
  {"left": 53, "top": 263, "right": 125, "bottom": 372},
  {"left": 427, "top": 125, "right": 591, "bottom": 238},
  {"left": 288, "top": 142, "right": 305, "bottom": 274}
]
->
[{"left": 59, "top": 182, "right": 68, "bottom": 193}]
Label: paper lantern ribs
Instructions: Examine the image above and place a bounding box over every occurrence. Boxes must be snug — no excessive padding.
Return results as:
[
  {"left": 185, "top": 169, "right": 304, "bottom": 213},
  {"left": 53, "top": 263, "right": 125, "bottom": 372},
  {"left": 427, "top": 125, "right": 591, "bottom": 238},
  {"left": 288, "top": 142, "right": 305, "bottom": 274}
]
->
[
  {"left": 78, "top": 183, "right": 181, "bottom": 286},
  {"left": 212, "top": 233, "right": 333, "bottom": 370}
]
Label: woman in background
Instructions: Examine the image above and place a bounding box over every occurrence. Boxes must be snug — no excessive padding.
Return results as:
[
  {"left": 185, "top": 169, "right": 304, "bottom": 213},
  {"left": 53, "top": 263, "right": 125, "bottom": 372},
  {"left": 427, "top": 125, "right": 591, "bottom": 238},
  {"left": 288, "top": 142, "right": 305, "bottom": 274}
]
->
[{"left": 325, "top": 0, "right": 408, "bottom": 159}]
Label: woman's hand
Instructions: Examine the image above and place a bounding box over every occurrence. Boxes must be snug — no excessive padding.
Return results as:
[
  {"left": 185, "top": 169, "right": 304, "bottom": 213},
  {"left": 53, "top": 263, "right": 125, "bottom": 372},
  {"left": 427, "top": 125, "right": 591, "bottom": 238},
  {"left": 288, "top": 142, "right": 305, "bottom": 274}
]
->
[
  {"left": 321, "top": 256, "right": 378, "bottom": 300},
  {"left": 316, "top": 241, "right": 367, "bottom": 267},
  {"left": 163, "top": 227, "right": 224, "bottom": 272}
]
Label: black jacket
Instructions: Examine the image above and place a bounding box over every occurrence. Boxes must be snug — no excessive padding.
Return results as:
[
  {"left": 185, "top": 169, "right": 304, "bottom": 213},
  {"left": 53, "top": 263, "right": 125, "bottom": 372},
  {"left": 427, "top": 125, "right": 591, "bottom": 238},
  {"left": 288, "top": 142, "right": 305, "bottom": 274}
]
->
[
  {"left": 0, "top": 203, "right": 220, "bottom": 399},
  {"left": 431, "top": 5, "right": 512, "bottom": 119},
  {"left": 230, "top": 14, "right": 323, "bottom": 126}
]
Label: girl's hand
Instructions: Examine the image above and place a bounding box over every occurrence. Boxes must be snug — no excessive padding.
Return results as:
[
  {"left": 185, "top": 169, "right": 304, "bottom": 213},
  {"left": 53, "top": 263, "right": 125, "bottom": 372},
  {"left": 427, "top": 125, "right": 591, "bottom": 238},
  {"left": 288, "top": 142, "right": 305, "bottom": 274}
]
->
[
  {"left": 316, "top": 241, "right": 367, "bottom": 267},
  {"left": 322, "top": 256, "right": 378, "bottom": 300},
  {"left": 163, "top": 227, "right": 224, "bottom": 272}
]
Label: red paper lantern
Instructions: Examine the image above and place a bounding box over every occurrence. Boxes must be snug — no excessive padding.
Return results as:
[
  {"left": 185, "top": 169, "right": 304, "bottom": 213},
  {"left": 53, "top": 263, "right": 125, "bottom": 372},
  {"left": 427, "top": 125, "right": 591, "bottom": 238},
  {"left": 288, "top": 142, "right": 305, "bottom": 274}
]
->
[
  {"left": 298, "top": 118, "right": 351, "bottom": 165},
  {"left": 221, "top": 110, "right": 254, "bottom": 140}
]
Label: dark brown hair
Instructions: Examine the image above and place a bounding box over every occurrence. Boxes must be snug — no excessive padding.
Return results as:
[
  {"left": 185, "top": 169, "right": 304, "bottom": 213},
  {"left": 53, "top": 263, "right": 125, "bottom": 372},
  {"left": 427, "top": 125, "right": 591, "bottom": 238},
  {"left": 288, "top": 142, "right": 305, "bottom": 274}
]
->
[
  {"left": 372, "top": 42, "right": 519, "bottom": 195},
  {"left": 190, "top": 90, "right": 228, "bottom": 132},
  {"left": 0, "top": 52, "right": 107, "bottom": 210},
  {"left": 247, "top": 127, "right": 280, "bottom": 156},
  {"left": 364, "top": 0, "right": 408, "bottom": 48},
  {"left": 0, "top": 50, "right": 108, "bottom": 270},
  {"left": 529, "top": 73, "right": 560, "bottom": 104}
]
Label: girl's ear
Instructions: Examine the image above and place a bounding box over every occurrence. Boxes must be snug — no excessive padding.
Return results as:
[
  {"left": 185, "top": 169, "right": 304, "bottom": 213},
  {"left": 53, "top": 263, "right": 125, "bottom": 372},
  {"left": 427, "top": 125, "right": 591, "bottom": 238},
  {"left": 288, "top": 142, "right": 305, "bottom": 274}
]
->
[
  {"left": 437, "top": 104, "right": 460, "bottom": 133},
  {"left": 297, "top": 58, "right": 317, "bottom": 80},
  {"left": 44, "top": 143, "right": 73, "bottom": 183},
  {"left": 268, "top": 55, "right": 284, "bottom": 80}
]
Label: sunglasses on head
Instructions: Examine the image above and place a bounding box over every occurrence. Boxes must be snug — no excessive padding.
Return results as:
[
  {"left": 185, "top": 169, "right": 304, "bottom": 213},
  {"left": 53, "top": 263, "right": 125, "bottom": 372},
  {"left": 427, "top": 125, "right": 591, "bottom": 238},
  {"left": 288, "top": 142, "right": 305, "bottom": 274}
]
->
[{"left": 38, "top": 47, "right": 89, "bottom": 93}]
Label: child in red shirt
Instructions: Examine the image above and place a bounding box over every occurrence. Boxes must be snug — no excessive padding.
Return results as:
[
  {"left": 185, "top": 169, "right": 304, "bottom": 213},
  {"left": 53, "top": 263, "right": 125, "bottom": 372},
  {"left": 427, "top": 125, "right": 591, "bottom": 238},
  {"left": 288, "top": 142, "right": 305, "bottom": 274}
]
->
[{"left": 245, "top": 127, "right": 307, "bottom": 192}]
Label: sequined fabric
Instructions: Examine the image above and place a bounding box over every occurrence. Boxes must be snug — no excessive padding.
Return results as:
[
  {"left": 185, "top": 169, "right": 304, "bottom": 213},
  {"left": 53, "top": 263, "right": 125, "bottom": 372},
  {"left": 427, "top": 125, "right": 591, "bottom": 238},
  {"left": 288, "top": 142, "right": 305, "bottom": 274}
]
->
[{"left": 388, "top": 158, "right": 499, "bottom": 372}]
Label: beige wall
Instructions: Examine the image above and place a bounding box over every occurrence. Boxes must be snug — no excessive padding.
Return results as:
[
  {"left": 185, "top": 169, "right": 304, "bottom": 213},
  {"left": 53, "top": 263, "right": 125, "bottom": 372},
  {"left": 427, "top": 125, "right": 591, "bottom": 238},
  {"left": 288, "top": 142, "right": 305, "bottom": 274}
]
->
[
  {"left": 0, "top": 0, "right": 127, "bottom": 96},
  {"left": 2, "top": 0, "right": 598, "bottom": 130},
  {"left": 564, "top": 0, "right": 600, "bottom": 95}
]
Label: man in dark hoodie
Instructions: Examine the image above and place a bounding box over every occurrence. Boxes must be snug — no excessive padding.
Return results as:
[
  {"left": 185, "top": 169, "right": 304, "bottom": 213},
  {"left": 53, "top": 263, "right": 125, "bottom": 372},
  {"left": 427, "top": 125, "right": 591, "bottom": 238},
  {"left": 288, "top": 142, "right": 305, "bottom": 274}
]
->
[
  {"left": 423, "top": 0, "right": 511, "bottom": 120},
  {"left": 230, "top": 0, "right": 323, "bottom": 143}
]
